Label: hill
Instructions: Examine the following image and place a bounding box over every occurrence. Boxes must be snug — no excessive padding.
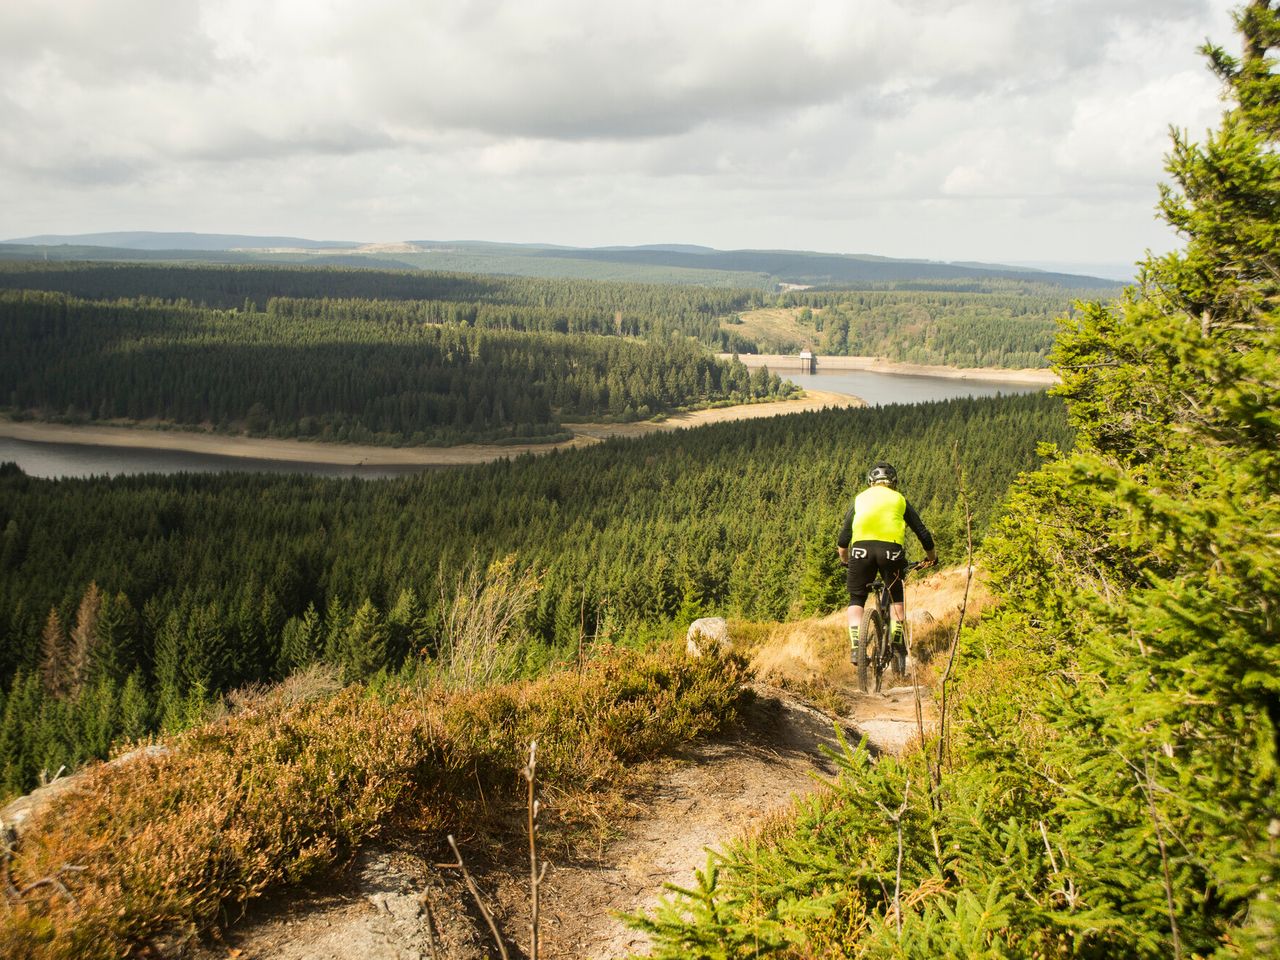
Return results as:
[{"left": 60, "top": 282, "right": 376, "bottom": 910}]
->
[{"left": 0, "top": 234, "right": 1119, "bottom": 289}]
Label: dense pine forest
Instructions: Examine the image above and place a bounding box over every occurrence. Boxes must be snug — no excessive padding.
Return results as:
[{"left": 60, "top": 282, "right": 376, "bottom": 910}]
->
[
  {"left": 0, "top": 290, "right": 795, "bottom": 444},
  {"left": 0, "top": 392, "right": 1067, "bottom": 795},
  {"left": 787, "top": 285, "right": 1072, "bottom": 367},
  {"left": 0, "top": 262, "right": 1097, "bottom": 408}
]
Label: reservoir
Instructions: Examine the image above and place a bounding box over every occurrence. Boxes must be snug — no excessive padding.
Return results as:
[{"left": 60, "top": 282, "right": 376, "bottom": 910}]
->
[
  {"left": 781, "top": 369, "right": 1044, "bottom": 407},
  {"left": 0, "top": 370, "right": 1047, "bottom": 479}
]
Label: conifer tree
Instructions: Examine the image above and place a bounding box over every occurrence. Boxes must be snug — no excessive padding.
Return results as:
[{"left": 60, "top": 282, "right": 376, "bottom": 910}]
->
[
  {"left": 340, "top": 600, "right": 389, "bottom": 683},
  {"left": 117, "top": 671, "right": 150, "bottom": 743},
  {"left": 980, "top": 2, "right": 1280, "bottom": 951},
  {"left": 277, "top": 603, "right": 322, "bottom": 675},
  {"left": 38, "top": 608, "right": 69, "bottom": 699},
  {"left": 798, "top": 529, "right": 845, "bottom": 616},
  {"left": 67, "top": 582, "right": 103, "bottom": 698}
]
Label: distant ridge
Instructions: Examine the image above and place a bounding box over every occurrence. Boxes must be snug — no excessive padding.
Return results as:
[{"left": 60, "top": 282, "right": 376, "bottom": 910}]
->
[
  {"left": 6, "top": 231, "right": 358, "bottom": 251},
  {"left": 0, "top": 232, "right": 1121, "bottom": 288}
]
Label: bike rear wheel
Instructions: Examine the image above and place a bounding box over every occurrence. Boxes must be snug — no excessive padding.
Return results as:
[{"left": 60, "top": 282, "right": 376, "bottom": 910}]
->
[{"left": 865, "top": 610, "right": 887, "bottom": 693}]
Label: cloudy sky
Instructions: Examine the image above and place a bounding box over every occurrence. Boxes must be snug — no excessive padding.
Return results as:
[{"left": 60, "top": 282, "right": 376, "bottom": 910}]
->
[{"left": 0, "top": 0, "right": 1239, "bottom": 268}]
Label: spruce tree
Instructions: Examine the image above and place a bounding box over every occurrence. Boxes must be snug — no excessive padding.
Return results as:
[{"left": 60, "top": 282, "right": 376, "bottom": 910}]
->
[
  {"left": 38, "top": 608, "right": 69, "bottom": 699},
  {"left": 340, "top": 600, "right": 389, "bottom": 683},
  {"left": 980, "top": 2, "right": 1280, "bottom": 951},
  {"left": 67, "top": 582, "right": 103, "bottom": 698}
]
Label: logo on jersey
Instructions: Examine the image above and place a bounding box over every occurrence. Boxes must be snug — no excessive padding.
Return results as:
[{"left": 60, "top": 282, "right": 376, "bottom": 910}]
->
[{"left": 851, "top": 547, "right": 868, "bottom": 559}]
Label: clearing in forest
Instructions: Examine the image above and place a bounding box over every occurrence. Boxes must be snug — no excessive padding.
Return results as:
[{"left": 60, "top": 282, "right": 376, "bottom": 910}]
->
[{"left": 722, "top": 306, "right": 820, "bottom": 352}]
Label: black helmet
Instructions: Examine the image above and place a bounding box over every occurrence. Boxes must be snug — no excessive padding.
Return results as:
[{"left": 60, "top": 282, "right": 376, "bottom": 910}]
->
[{"left": 867, "top": 462, "right": 898, "bottom": 485}]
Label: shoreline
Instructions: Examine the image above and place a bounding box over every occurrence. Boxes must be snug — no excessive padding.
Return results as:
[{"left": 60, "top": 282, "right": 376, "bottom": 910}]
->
[
  {"left": 718, "top": 353, "right": 1060, "bottom": 386},
  {"left": 0, "top": 390, "right": 860, "bottom": 467}
]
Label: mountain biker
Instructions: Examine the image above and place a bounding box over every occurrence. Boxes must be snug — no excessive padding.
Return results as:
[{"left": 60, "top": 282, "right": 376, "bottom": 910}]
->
[{"left": 837, "top": 461, "right": 937, "bottom": 668}]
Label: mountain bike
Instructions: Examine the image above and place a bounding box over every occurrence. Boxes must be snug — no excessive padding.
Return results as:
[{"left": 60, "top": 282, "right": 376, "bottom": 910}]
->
[{"left": 856, "top": 561, "right": 922, "bottom": 694}]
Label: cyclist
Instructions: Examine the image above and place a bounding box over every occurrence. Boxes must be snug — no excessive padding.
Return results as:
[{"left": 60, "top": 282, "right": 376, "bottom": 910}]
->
[{"left": 837, "top": 461, "right": 937, "bottom": 668}]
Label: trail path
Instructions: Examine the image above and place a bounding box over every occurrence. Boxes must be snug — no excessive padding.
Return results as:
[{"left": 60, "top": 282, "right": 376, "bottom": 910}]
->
[
  {"left": 189, "top": 570, "right": 974, "bottom": 959},
  {"left": 192, "top": 684, "right": 921, "bottom": 960}
]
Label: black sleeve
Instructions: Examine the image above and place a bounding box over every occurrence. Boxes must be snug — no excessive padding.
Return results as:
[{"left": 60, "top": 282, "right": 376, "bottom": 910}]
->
[
  {"left": 836, "top": 503, "right": 855, "bottom": 548},
  {"left": 904, "top": 501, "right": 935, "bottom": 552}
]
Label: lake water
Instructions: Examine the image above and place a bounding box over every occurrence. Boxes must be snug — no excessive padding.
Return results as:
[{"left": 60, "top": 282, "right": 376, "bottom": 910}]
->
[
  {"left": 782, "top": 369, "right": 1045, "bottom": 406},
  {"left": 1, "top": 370, "right": 1047, "bottom": 479}
]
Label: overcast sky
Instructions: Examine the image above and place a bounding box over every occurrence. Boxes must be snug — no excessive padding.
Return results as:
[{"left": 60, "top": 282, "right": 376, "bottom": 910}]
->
[{"left": 0, "top": 0, "right": 1240, "bottom": 268}]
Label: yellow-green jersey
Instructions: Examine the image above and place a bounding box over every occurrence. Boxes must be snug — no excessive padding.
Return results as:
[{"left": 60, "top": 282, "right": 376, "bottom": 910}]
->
[{"left": 837, "top": 485, "right": 935, "bottom": 551}]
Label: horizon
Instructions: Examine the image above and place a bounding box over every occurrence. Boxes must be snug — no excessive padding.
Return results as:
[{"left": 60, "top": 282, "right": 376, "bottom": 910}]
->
[{"left": 0, "top": 230, "right": 1137, "bottom": 282}]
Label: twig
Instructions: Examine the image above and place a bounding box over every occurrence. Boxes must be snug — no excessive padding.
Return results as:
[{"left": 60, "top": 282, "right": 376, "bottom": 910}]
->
[
  {"left": 438, "top": 835, "right": 510, "bottom": 960},
  {"left": 911, "top": 661, "right": 929, "bottom": 771},
  {"left": 877, "top": 777, "right": 911, "bottom": 938},
  {"left": 933, "top": 455, "right": 974, "bottom": 800},
  {"left": 419, "top": 889, "right": 441, "bottom": 960},
  {"left": 523, "top": 740, "right": 548, "bottom": 960},
  {"left": 0, "top": 820, "right": 83, "bottom": 910},
  {"left": 1139, "top": 757, "right": 1182, "bottom": 960}
]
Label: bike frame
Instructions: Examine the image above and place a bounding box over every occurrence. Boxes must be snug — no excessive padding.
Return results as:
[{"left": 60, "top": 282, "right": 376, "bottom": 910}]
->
[{"left": 858, "top": 560, "right": 922, "bottom": 694}]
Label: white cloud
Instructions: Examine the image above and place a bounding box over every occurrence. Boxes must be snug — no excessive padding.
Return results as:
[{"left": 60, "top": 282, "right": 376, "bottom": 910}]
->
[{"left": 0, "top": 0, "right": 1241, "bottom": 262}]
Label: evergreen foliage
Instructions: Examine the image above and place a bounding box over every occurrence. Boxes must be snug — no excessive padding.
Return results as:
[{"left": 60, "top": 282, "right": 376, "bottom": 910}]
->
[
  {"left": 0, "top": 291, "right": 795, "bottom": 444},
  {"left": 0, "top": 393, "right": 1066, "bottom": 796},
  {"left": 635, "top": 5, "right": 1280, "bottom": 955}
]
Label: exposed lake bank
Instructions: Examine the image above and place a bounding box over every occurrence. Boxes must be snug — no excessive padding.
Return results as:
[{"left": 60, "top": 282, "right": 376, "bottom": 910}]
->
[{"left": 0, "top": 389, "right": 860, "bottom": 471}]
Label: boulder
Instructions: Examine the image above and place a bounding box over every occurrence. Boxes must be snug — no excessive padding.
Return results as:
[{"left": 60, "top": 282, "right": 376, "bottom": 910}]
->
[{"left": 686, "top": 617, "right": 731, "bottom": 658}]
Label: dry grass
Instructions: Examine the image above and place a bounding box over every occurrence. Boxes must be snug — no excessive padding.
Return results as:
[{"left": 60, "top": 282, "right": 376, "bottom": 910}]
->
[
  {"left": 722, "top": 307, "right": 819, "bottom": 352},
  {"left": 0, "top": 646, "right": 749, "bottom": 959},
  {"left": 740, "top": 566, "right": 997, "bottom": 711},
  {"left": 436, "top": 553, "right": 540, "bottom": 689}
]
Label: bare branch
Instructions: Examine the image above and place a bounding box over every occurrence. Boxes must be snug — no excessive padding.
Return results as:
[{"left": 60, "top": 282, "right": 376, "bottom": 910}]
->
[
  {"left": 524, "top": 740, "right": 546, "bottom": 960},
  {"left": 438, "top": 835, "right": 510, "bottom": 960}
]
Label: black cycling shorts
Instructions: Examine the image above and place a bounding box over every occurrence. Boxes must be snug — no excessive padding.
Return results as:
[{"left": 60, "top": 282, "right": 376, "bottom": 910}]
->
[{"left": 846, "top": 540, "right": 907, "bottom": 605}]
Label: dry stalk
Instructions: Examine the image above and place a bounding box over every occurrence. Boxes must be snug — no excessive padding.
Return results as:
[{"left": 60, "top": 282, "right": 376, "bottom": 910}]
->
[
  {"left": 876, "top": 777, "right": 911, "bottom": 938},
  {"left": 438, "top": 835, "right": 510, "bottom": 960},
  {"left": 933, "top": 456, "right": 974, "bottom": 799},
  {"left": 419, "top": 888, "right": 441, "bottom": 960},
  {"left": 1139, "top": 757, "right": 1183, "bottom": 960},
  {"left": 523, "top": 740, "right": 548, "bottom": 960}
]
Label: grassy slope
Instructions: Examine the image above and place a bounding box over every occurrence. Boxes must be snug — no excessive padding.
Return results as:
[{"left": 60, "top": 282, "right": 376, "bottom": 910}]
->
[{"left": 0, "top": 646, "right": 748, "bottom": 959}]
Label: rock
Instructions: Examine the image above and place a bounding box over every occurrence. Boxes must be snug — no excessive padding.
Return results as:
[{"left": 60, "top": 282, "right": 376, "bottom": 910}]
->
[
  {"left": 685, "top": 617, "right": 731, "bottom": 658},
  {"left": 0, "top": 744, "right": 170, "bottom": 838}
]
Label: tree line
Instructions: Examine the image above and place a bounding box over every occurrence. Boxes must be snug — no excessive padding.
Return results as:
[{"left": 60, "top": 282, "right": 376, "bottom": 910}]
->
[{"left": 0, "top": 261, "right": 1103, "bottom": 366}]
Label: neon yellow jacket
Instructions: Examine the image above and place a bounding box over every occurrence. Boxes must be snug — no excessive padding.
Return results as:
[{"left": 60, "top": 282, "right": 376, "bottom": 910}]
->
[{"left": 837, "top": 485, "right": 934, "bottom": 550}]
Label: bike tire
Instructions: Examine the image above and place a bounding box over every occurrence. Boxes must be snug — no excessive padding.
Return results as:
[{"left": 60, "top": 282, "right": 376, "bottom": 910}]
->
[
  {"left": 892, "top": 623, "right": 908, "bottom": 680},
  {"left": 867, "top": 611, "right": 887, "bottom": 694},
  {"left": 856, "top": 616, "right": 871, "bottom": 692}
]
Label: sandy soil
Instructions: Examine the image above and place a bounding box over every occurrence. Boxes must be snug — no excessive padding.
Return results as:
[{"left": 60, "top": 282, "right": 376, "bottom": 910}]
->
[
  {"left": 0, "top": 390, "right": 859, "bottom": 468},
  {"left": 720, "top": 352, "right": 1060, "bottom": 385}
]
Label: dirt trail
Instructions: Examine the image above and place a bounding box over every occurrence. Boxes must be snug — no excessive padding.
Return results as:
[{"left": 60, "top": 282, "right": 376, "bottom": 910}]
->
[
  {"left": 193, "top": 685, "right": 915, "bottom": 960},
  {"left": 190, "top": 572, "right": 975, "bottom": 959}
]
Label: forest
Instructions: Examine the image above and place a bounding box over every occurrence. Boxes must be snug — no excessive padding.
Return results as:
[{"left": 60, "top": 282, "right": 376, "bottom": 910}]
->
[
  {"left": 0, "top": 392, "right": 1068, "bottom": 795},
  {"left": 0, "top": 290, "right": 794, "bottom": 444},
  {"left": 0, "top": 261, "right": 1099, "bottom": 388}
]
